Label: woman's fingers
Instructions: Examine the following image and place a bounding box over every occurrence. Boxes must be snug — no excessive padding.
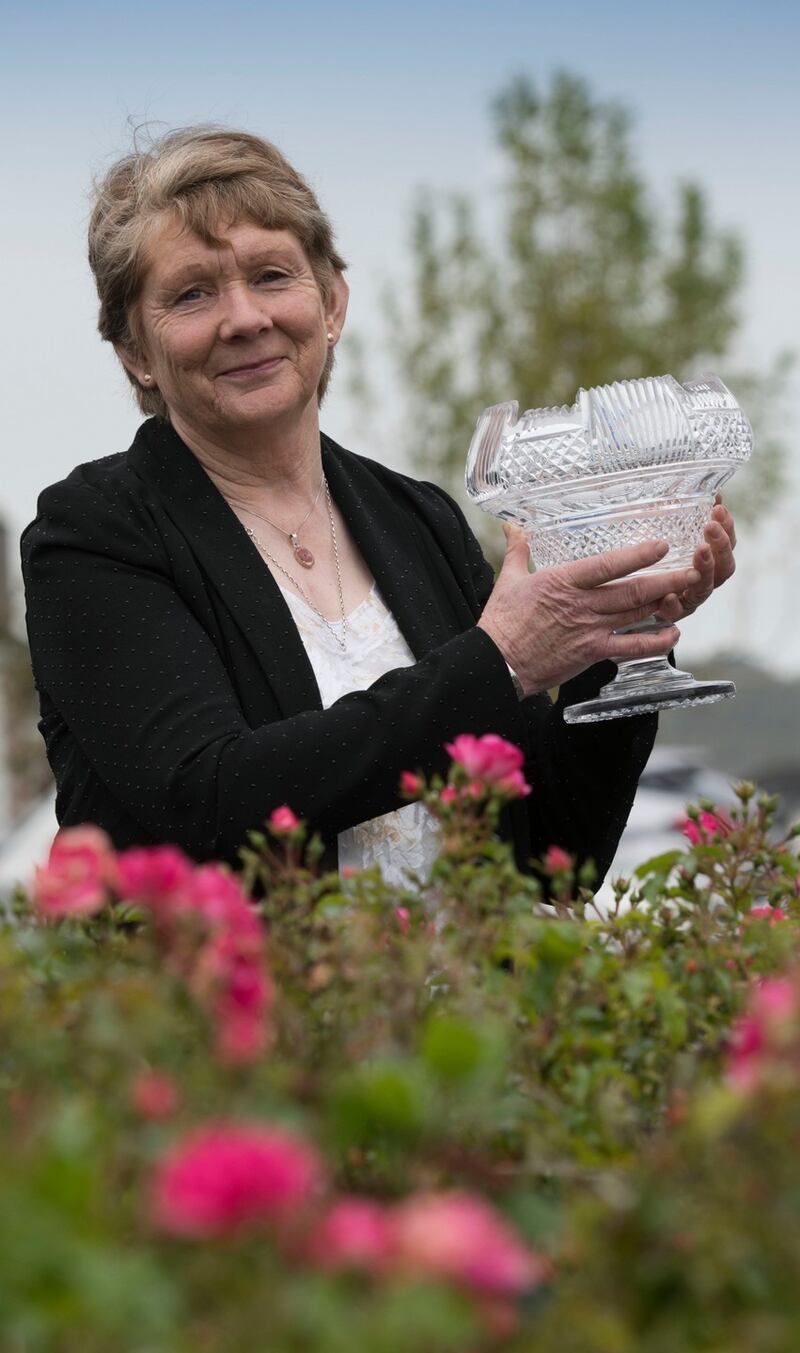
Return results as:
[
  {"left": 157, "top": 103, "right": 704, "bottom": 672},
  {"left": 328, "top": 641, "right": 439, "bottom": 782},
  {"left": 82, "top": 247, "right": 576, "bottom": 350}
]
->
[
  {"left": 592, "top": 564, "right": 701, "bottom": 616},
  {"left": 660, "top": 501, "right": 737, "bottom": 621},
  {"left": 610, "top": 598, "right": 675, "bottom": 632},
  {"left": 568, "top": 539, "right": 670, "bottom": 588},
  {"left": 713, "top": 494, "right": 737, "bottom": 549},
  {"left": 657, "top": 542, "right": 716, "bottom": 620},
  {"left": 690, "top": 540, "right": 716, "bottom": 602},
  {"left": 605, "top": 623, "right": 680, "bottom": 661},
  {"left": 656, "top": 591, "right": 686, "bottom": 623},
  {"left": 704, "top": 515, "right": 736, "bottom": 585}
]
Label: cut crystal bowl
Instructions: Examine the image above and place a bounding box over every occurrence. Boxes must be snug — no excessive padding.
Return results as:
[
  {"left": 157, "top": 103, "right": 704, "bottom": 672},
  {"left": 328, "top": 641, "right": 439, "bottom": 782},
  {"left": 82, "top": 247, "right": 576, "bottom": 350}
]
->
[{"left": 465, "top": 373, "right": 753, "bottom": 723}]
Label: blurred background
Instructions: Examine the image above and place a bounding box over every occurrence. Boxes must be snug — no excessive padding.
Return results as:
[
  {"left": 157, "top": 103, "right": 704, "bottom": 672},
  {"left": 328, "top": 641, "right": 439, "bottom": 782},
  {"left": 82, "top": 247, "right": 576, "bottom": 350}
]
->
[{"left": 2, "top": 0, "right": 798, "bottom": 880}]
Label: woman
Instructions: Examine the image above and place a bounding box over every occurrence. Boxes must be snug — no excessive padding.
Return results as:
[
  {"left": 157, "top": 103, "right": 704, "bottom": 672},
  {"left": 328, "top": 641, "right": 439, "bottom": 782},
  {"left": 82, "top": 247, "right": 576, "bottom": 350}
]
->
[{"left": 21, "top": 127, "right": 736, "bottom": 883}]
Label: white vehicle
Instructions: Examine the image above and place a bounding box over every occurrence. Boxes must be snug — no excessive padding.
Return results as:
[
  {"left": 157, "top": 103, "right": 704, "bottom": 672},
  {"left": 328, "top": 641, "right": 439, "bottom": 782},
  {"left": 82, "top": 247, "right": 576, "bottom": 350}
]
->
[
  {"left": 0, "top": 791, "right": 57, "bottom": 906},
  {"left": 613, "top": 747, "right": 739, "bottom": 875},
  {"left": 593, "top": 747, "right": 740, "bottom": 912}
]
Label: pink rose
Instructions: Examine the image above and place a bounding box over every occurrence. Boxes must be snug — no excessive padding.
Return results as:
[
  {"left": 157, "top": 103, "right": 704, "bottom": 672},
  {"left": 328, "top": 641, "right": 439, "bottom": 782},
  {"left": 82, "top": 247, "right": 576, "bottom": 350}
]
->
[
  {"left": 543, "top": 845, "right": 573, "bottom": 873},
  {"left": 33, "top": 826, "right": 118, "bottom": 919},
  {"left": 215, "top": 1012, "right": 268, "bottom": 1065},
  {"left": 445, "top": 733, "right": 524, "bottom": 783},
  {"left": 496, "top": 769, "right": 532, "bottom": 799},
  {"left": 183, "top": 865, "right": 262, "bottom": 942},
  {"left": 753, "top": 978, "right": 798, "bottom": 1025},
  {"left": 130, "top": 1070, "right": 180, "bottom": 1120},
  {"left": 400, "top": 770, "right": 424, "bottom": 798},
  {"left": 394, "top": 906, "right": 411, "bottom": 936},
  {"left": 215, "top": 957, "right": 273, "bottom": 1065},
  {"left": 192, "top": 932, "right": 272, "bottom": 1066},
  {"left": 151, "top": 1123, "right": 324, "bottom": 1238},
  {"left": 680, "top": 809, "right": 734, "bottom": 845},
  {"left": 268, "top": 805, "right": 301, "bottom": 835},
  {"left": 308, "top": 1197, "right": 393, "bottom": 1272},
  {"left": 727, "top": 1014, "right": 763, "bottom": 1091},
  {"left": 153, "top": 867, "right": 270, "bottom": 1066},
  {"left": 680, "top": 817, "right": 701, "bottom": 846},
  {"left": 727, "top": 976, "right": 800, "bottom": 1090},
  {"left": 748, "top": 905, "right": 788, "bottom": 925},
  {"left": 391, "top": 1191, "right": 546, "bottom": 1296},
  {"left": 439, "top": 785, "right": 459, "bottom": 805},
  {"left": 117, "top": 846, "right": 194, "bottom": 913}
]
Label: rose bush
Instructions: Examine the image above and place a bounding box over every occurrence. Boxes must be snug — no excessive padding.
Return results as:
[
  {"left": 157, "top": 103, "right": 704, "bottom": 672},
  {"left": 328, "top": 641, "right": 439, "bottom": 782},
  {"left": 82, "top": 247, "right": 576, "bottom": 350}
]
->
[{"left": 0, "top": 742, "right": 799, "bottom": 1350}]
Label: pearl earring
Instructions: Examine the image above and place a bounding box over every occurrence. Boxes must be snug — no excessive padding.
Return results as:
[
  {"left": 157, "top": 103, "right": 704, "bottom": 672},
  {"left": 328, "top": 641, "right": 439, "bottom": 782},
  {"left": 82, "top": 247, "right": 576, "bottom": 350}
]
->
[
  {"left": 327, "top": 332, "right": 334, "bottom": 342},
  {"left": 142, "top": 373, "right": 152, "bottom": 384}
]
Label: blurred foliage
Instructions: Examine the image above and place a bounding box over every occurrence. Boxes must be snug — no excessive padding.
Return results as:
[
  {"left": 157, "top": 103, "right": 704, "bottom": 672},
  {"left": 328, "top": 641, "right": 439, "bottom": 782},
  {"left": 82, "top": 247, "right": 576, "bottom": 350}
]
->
[
  {"left": 347, "top": 72, "right": 791, "bottom": 540},
  {"left": 2, "top": 766, "right": 800, "bottom": 1348}
]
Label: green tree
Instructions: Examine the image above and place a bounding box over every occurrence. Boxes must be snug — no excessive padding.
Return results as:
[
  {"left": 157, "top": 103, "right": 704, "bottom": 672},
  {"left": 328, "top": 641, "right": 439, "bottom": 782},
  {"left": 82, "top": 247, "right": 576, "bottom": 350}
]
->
[{"left": 351, "top": 72, "right": 788, "bottom": 535}]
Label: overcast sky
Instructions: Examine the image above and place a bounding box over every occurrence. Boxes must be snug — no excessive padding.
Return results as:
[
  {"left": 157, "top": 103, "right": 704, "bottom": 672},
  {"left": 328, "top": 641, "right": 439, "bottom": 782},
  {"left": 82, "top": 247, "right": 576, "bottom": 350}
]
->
[{"left": 3, "top": 0, "right": 799, "bottom": 671}]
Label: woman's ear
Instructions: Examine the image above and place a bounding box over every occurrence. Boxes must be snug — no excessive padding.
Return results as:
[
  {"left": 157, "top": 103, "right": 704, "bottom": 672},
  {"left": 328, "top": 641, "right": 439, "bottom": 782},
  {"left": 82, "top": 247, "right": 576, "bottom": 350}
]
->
[
  {"left": 114, "top": 342, "right": 153, "bottom": 389},
  {"left": 325, "top": 271, "right": 349, "bottom": 344}
]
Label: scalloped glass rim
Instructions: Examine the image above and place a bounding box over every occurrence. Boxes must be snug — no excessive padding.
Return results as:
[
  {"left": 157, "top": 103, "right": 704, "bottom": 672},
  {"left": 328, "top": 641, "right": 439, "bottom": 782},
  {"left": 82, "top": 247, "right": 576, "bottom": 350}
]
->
[
  {"left": 465, "top": 373, "right": 752, "bottom": 508},
  {"left": 463, "top": 372, "right": 753, "bottom": 724}
]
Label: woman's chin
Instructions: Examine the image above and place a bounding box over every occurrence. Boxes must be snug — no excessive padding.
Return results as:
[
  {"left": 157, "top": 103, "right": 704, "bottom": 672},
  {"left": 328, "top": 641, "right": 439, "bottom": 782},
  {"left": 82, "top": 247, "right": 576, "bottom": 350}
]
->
[{"left": 200, "top": 391, "right": 319, "bottom": 441}]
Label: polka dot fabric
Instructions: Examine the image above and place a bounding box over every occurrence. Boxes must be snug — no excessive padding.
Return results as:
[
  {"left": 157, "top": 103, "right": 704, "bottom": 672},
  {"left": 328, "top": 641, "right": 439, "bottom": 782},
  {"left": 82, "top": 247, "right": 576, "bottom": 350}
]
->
[{"left": 21, "top": 419, "right": 657, "bottom": 877}]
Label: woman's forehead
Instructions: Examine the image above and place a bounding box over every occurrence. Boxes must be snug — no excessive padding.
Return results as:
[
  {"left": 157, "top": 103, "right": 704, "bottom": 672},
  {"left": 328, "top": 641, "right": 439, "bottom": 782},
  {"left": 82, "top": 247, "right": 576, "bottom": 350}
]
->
[{"left": 140, "top": 216, "right": 309, "bottom": 283}]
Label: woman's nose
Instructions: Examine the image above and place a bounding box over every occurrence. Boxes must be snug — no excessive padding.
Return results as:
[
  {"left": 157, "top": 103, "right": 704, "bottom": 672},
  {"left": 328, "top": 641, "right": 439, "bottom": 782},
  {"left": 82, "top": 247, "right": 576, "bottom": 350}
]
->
[{"left": 217, "top": 283, "right": 273, "bottom": 341}]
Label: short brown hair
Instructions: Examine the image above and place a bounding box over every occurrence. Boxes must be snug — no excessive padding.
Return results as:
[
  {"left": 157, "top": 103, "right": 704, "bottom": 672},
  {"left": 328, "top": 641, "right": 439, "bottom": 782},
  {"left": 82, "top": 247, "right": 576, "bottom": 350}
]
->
[{"left": 88, "top": 126, "right": 347, "bottom": 416}]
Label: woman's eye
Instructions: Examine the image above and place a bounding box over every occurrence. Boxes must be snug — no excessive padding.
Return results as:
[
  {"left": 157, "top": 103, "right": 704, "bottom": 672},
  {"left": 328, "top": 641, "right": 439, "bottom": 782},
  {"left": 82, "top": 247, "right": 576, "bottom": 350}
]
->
[
  {"left": 257, "top": 269, "right": 288, "bottom": 285},
  {"left": 175, "top": 287, "right": 205, "bottom": 304}
]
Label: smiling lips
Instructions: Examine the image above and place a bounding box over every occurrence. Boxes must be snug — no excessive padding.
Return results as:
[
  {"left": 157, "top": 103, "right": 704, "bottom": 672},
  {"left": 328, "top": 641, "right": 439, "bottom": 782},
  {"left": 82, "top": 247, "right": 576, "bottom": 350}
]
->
[{"left": 218, "top": 356, "right": 284, "bottom": 378}]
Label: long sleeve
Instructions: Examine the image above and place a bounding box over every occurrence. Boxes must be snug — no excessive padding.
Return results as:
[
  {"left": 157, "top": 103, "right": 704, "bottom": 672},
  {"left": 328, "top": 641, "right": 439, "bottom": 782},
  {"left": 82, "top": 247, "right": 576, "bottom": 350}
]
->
[
  {"left": 419, "top": 476, "right": 658, "bottom": 883},
  {"left": 22, "top": 425, "right": 655, "bottom": 882},
  {"left": 22, "top": 475, "right": 527, "bottom": 864}
]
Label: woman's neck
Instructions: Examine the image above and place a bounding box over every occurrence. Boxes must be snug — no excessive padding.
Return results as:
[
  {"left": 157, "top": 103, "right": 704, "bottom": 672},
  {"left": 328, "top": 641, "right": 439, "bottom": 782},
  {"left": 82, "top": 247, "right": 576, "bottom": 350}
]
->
[{"left": 169, "top": 406, "right": 324, "bottom": 509}]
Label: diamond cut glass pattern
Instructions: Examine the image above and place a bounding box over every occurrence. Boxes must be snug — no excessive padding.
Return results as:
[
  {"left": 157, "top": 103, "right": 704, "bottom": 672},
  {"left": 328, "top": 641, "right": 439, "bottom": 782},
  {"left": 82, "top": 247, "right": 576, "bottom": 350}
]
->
[{"left": 465, "top": 374, "right": 753, "bottom": 723}]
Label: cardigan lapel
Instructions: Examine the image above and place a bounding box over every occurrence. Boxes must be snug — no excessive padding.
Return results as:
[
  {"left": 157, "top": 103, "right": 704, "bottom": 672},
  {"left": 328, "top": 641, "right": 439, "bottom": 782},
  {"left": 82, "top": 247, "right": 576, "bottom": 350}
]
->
[
  {"left": 321, "top": 436, "right": 464, "bottom": 659},
  {"left": 128, "top": 420, "right": 323, "bottom": 719}
]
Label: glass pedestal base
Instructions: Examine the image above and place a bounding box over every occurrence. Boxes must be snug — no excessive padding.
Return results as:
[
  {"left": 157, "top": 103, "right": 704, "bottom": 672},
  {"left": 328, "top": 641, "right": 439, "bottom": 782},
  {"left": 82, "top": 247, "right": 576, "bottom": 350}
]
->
[{"left": 563, "top": 658, "right": 736, "bottom": 725}]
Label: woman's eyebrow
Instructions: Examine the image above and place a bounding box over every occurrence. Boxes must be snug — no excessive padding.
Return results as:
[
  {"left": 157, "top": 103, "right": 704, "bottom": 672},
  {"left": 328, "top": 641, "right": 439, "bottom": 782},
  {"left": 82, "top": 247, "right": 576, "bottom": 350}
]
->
[
  {"left": 237, "top": 246, "right": 302, "bottom": 269},
  {"left": 153, "top": 259, "right": 217, "bottom": 293},
  {"left": 155, "top": 247, "right": 300, "bottom": 293}
]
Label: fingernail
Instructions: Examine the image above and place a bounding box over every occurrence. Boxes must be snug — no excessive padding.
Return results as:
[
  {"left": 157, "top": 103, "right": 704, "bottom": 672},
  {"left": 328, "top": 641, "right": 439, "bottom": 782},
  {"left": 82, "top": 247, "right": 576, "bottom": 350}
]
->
[{"left": 687, "top": 570, "right": 701, "bottom": 584}]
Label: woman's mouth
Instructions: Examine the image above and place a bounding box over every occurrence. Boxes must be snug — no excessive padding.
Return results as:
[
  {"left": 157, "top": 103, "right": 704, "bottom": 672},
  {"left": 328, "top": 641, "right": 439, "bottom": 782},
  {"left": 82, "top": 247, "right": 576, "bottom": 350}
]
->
[{"left": 218, "top": 357, "right": 284, "bottom": 379}]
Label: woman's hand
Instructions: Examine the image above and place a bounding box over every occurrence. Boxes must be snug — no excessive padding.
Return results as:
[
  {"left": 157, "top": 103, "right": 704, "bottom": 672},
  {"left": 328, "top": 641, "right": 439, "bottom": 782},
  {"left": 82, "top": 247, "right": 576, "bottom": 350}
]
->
[
  {"left": 478, "top": 526, "right": 701, "bottom": 697},
  {"left": 655, "top": 496, "right": 737, "bottom": 624}
]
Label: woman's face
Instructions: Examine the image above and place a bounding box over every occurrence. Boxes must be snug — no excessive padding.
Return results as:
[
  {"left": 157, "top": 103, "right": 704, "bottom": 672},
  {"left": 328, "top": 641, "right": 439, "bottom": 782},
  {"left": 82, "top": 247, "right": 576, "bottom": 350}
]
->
[{"left": 123, "top": 218, "right": 348, "bottom": 443}]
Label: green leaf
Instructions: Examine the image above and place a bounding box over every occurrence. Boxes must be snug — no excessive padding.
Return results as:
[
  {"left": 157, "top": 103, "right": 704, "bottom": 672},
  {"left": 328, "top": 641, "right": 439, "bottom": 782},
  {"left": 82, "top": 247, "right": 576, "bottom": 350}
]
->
[
  {"left": 331, "top": 1062, "right": 428, "bottom": 1148},
  {"left": 421, "top": 1014, "right": 483, "bottom": 1083},
  {"left": 634, "top": 850, "right": 684, "bottom": 880},
  {"left": 621, "top": 969, "right": 653, "bottom": 1011}
]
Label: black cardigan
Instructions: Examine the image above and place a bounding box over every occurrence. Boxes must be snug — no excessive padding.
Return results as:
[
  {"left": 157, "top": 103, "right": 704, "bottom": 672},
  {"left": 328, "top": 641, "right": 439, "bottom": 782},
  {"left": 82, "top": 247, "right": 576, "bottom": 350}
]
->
[{"left": 21, "top": 418, "right": 657, "bottom": 878}]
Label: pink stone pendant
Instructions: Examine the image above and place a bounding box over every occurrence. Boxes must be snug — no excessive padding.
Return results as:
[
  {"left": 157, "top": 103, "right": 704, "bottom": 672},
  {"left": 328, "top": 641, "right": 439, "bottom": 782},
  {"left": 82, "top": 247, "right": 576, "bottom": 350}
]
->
[{"left": 290, "top": 533, "right": 315, "bottom": 568}]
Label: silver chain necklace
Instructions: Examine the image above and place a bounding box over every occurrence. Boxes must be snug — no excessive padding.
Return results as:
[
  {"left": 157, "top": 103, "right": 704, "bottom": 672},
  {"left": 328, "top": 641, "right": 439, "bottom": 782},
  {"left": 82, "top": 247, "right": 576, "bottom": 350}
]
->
[
  {"left": 243, "top": 478, "right": 348, "bottom": 653},
  {"left": 228, "top": 475, "right": 324, "bottom": 569}
]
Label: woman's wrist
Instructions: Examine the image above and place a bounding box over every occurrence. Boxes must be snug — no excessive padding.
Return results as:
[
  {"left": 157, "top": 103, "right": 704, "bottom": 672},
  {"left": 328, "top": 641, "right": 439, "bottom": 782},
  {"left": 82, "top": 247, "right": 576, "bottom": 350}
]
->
[{"left": 476, "top": 620, "right": 526, "bottom": 699}]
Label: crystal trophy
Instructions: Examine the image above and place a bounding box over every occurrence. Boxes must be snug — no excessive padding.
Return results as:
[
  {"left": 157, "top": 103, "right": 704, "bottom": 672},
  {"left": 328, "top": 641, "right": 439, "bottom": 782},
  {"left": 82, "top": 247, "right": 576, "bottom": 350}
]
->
[{"left": 465, "top": 374, "right": 752, "bottom": 724}]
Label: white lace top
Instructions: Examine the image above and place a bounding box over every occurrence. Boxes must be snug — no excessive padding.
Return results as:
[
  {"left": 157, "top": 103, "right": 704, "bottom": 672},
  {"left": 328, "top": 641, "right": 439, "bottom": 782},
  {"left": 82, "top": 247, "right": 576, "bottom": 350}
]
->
[{"left": 279, "top": 583, "right": 441, "bottom": 885}]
